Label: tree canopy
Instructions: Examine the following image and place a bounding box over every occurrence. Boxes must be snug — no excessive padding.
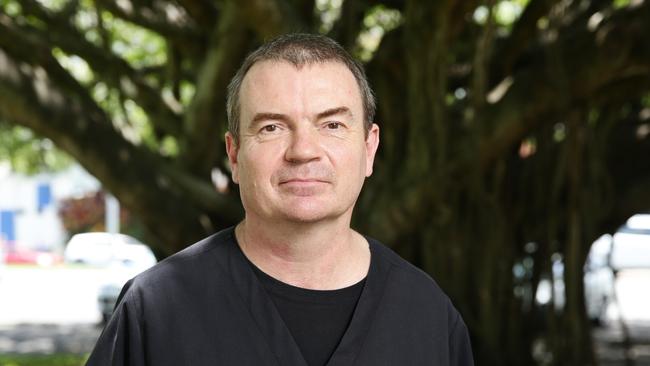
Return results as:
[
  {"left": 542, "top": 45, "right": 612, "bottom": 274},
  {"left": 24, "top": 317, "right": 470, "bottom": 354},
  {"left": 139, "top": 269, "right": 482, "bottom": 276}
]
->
[{"left": 1, "top": 0, "right": 649, "bottom": 364}]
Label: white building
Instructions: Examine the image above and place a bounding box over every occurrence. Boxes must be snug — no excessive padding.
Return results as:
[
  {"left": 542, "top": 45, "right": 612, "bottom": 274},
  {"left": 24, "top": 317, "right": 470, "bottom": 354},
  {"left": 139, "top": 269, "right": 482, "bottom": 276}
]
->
[{"left": 0, "top": 163, "right": 100, "bottom": 253}]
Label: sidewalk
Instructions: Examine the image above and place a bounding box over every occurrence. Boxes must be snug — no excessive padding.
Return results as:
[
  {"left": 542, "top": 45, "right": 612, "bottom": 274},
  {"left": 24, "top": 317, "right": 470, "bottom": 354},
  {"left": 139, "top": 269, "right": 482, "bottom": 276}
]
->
[
  {"left": 0, "top": 321, "right": 648, "bottom": 364},
  {"left": 594, "top": 322, "right": 650, "bottom": 366},
  {"left": 0, "top": 323, "right": 101, "bottom": 355}
]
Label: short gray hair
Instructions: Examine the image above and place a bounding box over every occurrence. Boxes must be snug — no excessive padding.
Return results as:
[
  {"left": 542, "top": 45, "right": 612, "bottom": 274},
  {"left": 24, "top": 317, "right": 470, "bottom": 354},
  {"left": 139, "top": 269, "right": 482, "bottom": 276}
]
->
[{"left": 226, "top": 33, "right": 376, "bottom": 143}]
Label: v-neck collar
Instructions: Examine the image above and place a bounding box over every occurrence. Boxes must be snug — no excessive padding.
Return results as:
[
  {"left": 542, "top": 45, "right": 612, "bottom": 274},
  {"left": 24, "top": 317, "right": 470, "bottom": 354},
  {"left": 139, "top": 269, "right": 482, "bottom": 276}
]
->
[
  {"left": 226, "top": 228, "right": 393, "bottom": 366},
  {"left": 326, "top": 236, "right": 392, "bottom": 366}
]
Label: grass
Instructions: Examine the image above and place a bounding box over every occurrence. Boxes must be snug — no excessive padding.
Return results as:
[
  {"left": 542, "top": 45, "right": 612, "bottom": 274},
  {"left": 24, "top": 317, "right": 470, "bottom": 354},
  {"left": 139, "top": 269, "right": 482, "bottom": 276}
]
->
[{"left": 0, "top": 354, "right": 88, "bottom": 366}]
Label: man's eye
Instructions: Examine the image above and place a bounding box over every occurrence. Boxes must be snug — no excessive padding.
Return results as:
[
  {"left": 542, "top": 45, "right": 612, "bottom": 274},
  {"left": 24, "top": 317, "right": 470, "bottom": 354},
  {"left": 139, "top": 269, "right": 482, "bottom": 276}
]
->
[
  {"left": 261, "top": 125, "right": 278, "bottom": 133},
  {"left": 325, "top": 122, "right": 342, "bottom": 129}
]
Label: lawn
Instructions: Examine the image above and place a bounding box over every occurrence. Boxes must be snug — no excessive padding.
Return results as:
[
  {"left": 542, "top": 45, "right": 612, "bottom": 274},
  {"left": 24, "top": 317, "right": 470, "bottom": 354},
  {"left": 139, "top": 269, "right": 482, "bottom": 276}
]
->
[{"left": 0, "top": 354, "right": 88, "bottom": 366}]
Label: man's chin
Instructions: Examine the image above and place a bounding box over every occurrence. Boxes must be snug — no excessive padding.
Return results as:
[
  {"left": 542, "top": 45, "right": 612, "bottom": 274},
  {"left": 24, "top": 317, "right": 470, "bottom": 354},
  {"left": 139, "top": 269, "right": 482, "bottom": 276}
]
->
[
  {"left": 277, "top": 206, "right": 345, "bottom": 224},
  {"left": 281, "top": 212, "right": 333, "bottom": 224}
]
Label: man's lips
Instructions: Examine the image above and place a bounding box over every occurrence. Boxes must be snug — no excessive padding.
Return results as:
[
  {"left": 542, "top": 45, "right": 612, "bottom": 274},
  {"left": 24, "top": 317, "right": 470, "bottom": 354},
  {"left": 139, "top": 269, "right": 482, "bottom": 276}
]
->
[
  {"left": 278, "top": 178, "right": 331, "bottom": 196},
  {"left": 279, "top": 178, "right": 329, "bottom": 184}
]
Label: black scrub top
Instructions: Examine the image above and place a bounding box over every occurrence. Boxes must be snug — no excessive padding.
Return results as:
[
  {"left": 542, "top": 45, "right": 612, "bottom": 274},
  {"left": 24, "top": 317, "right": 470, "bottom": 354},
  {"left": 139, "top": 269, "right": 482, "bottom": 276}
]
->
[{"left": 87, "top": 227, "right": 474, "bottom": 366}]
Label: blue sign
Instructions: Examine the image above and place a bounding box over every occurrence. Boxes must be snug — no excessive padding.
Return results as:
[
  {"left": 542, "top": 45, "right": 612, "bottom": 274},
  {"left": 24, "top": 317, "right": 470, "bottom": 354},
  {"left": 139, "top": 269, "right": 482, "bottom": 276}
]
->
[
  {"left": 37, "top": 183, "right": 52, "bottom": 212},
  {"left": 0, "top": 210, "right": 15, "bottom": 242}
]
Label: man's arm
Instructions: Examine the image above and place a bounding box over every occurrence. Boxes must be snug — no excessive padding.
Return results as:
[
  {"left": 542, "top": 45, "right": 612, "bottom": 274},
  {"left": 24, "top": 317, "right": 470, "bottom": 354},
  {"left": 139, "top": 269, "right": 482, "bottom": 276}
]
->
[
  {"left": 86, "top": 280, "right": 146, "bottom": 366},
  {"left": 449, "top": 312, "right": 475, "bottom": 366}
]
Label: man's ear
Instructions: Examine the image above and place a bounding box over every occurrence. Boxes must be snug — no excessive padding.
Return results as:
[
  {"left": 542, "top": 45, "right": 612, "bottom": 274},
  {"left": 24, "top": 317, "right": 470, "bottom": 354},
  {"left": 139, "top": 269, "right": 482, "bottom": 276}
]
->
[
  {"left": 225, "top": 132, "right": 240, "bottom": 184},
  {"left": 364, "top": 123, "right": 380, "bottom": 177}
]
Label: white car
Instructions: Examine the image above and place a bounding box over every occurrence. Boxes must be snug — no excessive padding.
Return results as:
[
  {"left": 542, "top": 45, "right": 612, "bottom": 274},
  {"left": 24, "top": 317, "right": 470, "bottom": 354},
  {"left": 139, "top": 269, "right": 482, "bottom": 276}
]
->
[
  {"left": 74, "top": 233, "right": 158, "bottom": 323},
  {"left": 97, "top": 255, "right": 156, "bottom": 323},
  {"left": 610, "top": 215, "right": 650, "bottom": 270},
  {"left": 585, "top": 214, "right": 650, "bottom": 324},
  {"left": 63, "top": 232, "right": 154, "bottom": 266},
  {"left": 62, "top": 232, "right": 157, "bottom": 323},
  {"left": 584, "top": 234, "right": 615, "bottom": 324},
  {"left": 537, "top": 214, "right": 650, "bottom": 325}
]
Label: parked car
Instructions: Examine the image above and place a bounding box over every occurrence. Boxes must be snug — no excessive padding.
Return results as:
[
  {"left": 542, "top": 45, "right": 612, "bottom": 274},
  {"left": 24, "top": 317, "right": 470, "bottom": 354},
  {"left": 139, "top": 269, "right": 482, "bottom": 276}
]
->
[
  {"left": 609, "top": 214, "right": 650, "bottom": 270},
  {"left": 62, "top": 232, "right": 157, "bottom": 322},
  {"left": 97, "top": 258, "right": 156, "bottom": 324},
  {"left": 64, "top": 232, "right": 152, "bottom": 266},
  {"left": 537, "top": 214, "right": 650, "bottom": 325},
  {"left": 4, "top": 247, "right": 62, "bottom": 266},
  {"left": 584, "top": 234, "right": 615, "bottom": 324},
  {"left": 587, "top": 214, "right": 650, "bottom": 321}
]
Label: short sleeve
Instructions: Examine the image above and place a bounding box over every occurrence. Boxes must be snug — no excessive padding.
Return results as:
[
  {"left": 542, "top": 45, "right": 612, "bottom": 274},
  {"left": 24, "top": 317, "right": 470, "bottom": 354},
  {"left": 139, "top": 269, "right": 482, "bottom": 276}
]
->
[
  {"left": 86, "top": 279, "right": 146, "bottom": 366},
  {"left": 449, "top": 312, "right": 474, "bottom": 366}
]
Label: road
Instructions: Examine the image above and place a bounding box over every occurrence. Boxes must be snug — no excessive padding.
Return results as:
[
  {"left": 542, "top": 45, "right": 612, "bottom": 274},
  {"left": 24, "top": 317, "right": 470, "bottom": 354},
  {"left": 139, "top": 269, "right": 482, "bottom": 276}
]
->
[
  {"left": 0, "top": 265, "right": 105, "bottom": 325},
  {"left": 0, "top": 265, "right": 107, "bottom": 355},
  {"left": 594, "top": 269, "right": 650, "bottom": 366}
]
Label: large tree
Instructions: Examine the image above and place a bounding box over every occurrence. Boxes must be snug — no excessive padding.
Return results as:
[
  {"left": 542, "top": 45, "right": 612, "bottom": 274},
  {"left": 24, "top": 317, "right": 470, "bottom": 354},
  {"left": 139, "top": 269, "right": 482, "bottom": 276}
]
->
[{"left": 1, "top": 0, "right": 649, "bottom": 364}]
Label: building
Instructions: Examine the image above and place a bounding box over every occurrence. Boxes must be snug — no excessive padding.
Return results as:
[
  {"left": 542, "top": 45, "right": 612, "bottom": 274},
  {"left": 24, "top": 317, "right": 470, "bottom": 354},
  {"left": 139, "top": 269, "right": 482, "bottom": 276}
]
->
[{"left": 0, "top": 163, "right": 100, "bottom": 253}]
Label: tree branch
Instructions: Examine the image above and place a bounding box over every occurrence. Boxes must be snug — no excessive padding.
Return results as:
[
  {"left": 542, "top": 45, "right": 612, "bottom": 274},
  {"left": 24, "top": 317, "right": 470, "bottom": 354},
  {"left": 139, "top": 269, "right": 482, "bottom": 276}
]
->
[
  {"left": 328, "top": 0, "right": 369, "bottom": 50},
  {"left": 0, "top": 45, "right": 241, "bottom": 253},
  {"left": 13, "top": 1, "right": 184, "bottom": 138},
  {"left": 0, "top": 15, "right": 102, "bottom": 118},
  {"left": 479, "top": 1, "right": 650, "bottom": 170},
  {"left": 180, "top": 2, "right": 250, "bottom": 176},
  {"left": 595, "top": 111, "right": 650, "bottom": 236},
  {"left": 175, "top": 0, "right": 220, "bottom": 31},
  {"left": 492, "top": 0, "right": 555, "bottom": 82},
  {"left": 237, "top": 0, "right": 310, "bottom": 38},
  {"left": 448, "top": 0, "right": 482, "bottom": 41},
  {"left": 95, "top": 0, "right": 206, "bottom": 60},
  {"left": 470, "top": 0, "right": 496, "bottom": 132}
]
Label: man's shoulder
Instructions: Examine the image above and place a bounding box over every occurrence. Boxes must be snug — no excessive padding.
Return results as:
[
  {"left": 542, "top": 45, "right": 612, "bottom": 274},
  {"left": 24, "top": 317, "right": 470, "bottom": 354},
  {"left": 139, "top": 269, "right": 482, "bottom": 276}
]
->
[
  {"left": 369, "top": 237, "right": 441, "bottom": 290},
  {"left": 129, "top": 227, "right": 236, "bottom": 290},
  {"left": 368, "top": 236, "right": 468, "bottom": 333},
  {"left": 368, "top": 237, "right": 457, "bottom": 311},
  {"left": 164, "top": 226, "right": 235, "bottom": 263}
]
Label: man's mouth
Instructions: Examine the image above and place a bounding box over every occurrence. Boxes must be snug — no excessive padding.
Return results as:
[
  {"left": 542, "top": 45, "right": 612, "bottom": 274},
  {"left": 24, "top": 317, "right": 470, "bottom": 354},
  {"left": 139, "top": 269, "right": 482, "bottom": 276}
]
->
[
  {"left": 278, "top": 178, "right": 330, "bottom": 195},
  {"left": 280, "top": 178, "right": 328, "bottom": 184}
]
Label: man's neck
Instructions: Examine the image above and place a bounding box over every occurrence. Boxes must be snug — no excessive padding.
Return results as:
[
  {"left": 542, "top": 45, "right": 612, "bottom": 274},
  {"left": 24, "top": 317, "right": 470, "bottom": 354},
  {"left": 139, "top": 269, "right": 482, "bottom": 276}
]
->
[{"left": 235, "top": 217, "right": 370, "bottom": 290}]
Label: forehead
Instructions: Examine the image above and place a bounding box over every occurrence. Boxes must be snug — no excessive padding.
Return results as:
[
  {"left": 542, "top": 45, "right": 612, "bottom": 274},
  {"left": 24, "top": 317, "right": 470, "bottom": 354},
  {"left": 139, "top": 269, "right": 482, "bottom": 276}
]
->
[{"left": 239, "top": 60, "right": 363, "bottom": 122}]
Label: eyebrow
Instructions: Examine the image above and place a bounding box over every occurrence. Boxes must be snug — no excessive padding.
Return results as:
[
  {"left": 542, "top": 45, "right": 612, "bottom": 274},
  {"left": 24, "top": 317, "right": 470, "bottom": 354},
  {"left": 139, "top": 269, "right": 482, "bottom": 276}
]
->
[
  {"left": 316, "top": 107, "right": 353, "bottom": 120},
  {"left": 251, "top": 112, "right": 291, "bottom": 125}
]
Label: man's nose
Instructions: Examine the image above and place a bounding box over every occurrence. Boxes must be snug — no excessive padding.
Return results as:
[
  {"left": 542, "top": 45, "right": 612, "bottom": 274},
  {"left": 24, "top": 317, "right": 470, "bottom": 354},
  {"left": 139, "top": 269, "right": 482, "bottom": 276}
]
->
[{"left": 285, "top": 126, "right": 321, "bottom": 163}]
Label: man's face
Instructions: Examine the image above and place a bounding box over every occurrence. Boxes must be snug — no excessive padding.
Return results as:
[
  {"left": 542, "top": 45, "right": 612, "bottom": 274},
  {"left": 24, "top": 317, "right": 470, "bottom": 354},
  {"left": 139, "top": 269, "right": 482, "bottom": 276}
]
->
[{"left": 226, "top": 60, "right": 379, "bottom": 224}]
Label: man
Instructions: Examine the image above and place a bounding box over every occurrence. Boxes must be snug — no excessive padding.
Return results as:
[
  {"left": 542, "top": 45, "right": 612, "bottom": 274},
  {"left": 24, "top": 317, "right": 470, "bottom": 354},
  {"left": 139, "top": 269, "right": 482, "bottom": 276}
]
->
[{"left": 87, "top": 33, "right": 474, "bottom": 366}]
